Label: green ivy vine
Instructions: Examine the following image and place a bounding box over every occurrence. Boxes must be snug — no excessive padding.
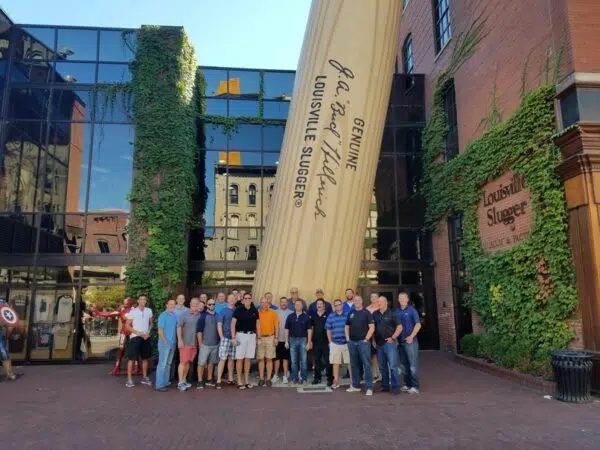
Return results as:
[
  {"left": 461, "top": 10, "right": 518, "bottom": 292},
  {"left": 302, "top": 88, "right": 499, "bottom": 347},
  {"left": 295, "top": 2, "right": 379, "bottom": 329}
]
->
[
  {"left": 423, "top": 70, "right": 578, "bottom": 375},
  {"left": 125, "top": 26, "right": 198, "bottom": 311}
]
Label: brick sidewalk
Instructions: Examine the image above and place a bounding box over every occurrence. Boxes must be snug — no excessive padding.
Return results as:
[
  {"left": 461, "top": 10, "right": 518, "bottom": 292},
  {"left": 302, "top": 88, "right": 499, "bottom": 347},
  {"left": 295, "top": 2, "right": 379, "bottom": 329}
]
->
[{"left": 2, "top": 351, "right": 599, "bottom": 449}]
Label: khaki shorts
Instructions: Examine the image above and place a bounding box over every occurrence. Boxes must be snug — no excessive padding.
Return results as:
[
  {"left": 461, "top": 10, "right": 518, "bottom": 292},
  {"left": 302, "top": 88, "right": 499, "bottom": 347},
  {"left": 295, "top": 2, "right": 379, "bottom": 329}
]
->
[
  {"left": 257, "top": 335, "right": 276, "bottom": 359},
  {"left": 329, "top": 342, "right": 350, "bottom": 364}
]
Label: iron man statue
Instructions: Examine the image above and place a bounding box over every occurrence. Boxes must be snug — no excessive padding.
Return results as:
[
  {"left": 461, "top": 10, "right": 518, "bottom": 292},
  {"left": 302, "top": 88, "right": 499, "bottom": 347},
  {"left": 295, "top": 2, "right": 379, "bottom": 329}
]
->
[{"left": 105, "top": 297, "right": 140, "bottom": 376}]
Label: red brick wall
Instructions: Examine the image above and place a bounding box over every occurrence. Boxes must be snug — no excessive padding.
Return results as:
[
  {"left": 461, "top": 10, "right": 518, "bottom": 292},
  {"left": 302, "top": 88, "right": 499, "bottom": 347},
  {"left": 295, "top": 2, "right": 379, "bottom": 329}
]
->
[{"left": 398, "top": 0, "right": 589, "bottom": 351}]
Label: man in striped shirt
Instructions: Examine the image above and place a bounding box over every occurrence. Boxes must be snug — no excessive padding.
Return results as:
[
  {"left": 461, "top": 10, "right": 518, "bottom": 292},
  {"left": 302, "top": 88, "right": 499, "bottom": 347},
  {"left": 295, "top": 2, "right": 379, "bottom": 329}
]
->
[{"left": 325, "top": 298, "right": 350, "bottom": 389}]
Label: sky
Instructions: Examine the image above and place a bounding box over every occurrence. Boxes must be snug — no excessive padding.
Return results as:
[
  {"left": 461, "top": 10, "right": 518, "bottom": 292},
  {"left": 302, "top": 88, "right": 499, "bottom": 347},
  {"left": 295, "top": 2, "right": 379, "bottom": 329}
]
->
[{"left": 2, "top": 0, "right": 312, "bottom": 69}]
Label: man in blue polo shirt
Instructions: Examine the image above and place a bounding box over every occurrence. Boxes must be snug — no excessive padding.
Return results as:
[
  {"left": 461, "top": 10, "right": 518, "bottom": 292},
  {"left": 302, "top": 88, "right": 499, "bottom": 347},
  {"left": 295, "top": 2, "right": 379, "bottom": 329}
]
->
[
  {"left": 396, "top": 291, "right": 422, "bottom": 393},
  {"left": 284, "top": 299, "right": 312, "bottom": 386},
  {"left": 325, "top": 298, "right": 349, "bottom": 389},
  {"left": 215, "top": 294, "right": 236, "bottom": 389},
  {"left": 155, "top": 299, "right": 178, "bottom": 391}
]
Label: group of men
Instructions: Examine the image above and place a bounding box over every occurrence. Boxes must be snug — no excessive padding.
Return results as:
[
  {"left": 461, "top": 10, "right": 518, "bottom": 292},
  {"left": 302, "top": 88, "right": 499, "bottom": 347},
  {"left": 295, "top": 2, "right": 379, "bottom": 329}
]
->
[{"left": 124, "top": 287, "right": 421, "bottom": 396}]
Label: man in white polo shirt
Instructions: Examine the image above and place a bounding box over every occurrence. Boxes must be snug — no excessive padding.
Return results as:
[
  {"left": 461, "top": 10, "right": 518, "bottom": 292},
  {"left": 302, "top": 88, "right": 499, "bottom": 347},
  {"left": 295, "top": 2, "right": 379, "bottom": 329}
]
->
[{"left": 125, "top": 295, "right": 153, "bottom": 388}]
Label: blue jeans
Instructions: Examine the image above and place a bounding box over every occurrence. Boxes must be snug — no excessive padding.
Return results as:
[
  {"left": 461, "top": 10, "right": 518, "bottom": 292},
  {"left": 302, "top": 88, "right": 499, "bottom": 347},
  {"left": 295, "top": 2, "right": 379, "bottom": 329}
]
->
[
  {"left": 348, "top": 340, "right": 373, "bottom": 390},
  {"left": 155, "top": 340, "right": 175, "bottom": 389},
  {"left": 289, "top": 337, "right": 308, "bottom": 382},
  {"left": 399, "top": 339, "right": 419, "bottom": 389},
  {"left": 377, "top": 342, "right": 401, "bottom": 390}
]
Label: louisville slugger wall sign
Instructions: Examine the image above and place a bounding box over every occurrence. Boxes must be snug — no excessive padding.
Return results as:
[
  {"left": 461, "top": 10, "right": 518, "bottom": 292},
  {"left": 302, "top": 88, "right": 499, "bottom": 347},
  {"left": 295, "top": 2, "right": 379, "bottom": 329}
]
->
[{"left": 253, "top": 0, "right": 402, "bottom": 302}]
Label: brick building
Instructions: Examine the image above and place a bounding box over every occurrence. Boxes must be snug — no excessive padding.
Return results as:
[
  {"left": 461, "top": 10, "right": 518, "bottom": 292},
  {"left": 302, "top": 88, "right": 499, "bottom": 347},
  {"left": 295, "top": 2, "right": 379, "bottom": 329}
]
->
[{"left": 398, "top": 0, "right": 600, "bottom": 351}]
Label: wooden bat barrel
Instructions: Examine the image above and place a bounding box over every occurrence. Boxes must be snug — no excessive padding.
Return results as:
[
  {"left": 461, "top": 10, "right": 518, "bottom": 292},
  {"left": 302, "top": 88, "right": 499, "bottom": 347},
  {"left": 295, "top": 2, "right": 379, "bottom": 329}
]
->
[{"left": 253, "top": 0, "right": 402, "bottom": 303}]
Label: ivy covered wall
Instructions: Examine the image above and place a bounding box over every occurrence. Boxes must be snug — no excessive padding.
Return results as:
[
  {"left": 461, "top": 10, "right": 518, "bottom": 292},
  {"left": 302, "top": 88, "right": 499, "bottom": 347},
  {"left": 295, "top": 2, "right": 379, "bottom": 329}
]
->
[
  {"left": 125, "top": 26, "right": 198, "bottom": 310},
  {"left": 423, "top": 81, "right": 579, "bottom": 376}
]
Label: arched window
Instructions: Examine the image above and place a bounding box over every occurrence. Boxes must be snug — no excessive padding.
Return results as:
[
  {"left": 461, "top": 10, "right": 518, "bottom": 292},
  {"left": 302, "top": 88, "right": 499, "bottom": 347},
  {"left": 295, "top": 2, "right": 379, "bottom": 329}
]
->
[
  {"left": 228, "top": 214, "right": 239, "bottom": 239},
  {"left": 248, "top": 214, "right": 257, "bottom": 239},
  {"left": 226, "top": 246, "right": 238, "bottom": 260},
  {"left": 248, "top": 184, "right": 257, "bottom": 206},
  {"left": 402, "top": 34, "right": 414, "bottom": 74},
  {"left": 229, "top": 184, "right": 239, "bottom": 204}
]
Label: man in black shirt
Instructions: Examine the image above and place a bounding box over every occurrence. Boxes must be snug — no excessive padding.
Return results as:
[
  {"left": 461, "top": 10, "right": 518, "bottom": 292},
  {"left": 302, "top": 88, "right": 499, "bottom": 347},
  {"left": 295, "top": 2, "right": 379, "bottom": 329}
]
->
[
  {"left": 373, "top": 296, "right": 402, "bottom": 394},
  {"left": 285, "top": 299, "right": 312, "bottom": 385},
  {"left": 311, "top": 299, "right": 333, "bottom": 386},
  {"left": 345, "top": 295, "right": 375, "bottom": 395},
  {"left": 232, "top": 292, "right": 259, "bottom": 389}
]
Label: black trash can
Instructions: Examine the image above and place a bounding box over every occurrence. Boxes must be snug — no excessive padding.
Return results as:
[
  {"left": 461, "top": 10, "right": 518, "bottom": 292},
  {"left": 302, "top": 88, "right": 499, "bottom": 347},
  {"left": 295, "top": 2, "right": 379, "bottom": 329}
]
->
[{"left": 551, "top": 350, "right": 593, "bottom": 403}]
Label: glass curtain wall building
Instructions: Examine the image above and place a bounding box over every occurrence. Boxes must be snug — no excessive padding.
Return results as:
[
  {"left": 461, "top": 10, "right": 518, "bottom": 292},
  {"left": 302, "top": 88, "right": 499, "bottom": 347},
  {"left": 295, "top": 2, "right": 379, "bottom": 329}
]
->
[
  {"left": 0, "top": 16, "right": 438, "bottom": 362},
  {"left": 0, "top": 17, "right": 136, "bottom": 362}
]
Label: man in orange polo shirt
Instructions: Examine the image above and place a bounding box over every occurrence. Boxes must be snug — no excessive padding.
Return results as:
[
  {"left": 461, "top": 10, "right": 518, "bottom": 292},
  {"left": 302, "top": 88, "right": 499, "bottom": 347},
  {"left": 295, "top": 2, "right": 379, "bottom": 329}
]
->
[{"left": 257, "top": 296, "right": 279, "bottom": 387}]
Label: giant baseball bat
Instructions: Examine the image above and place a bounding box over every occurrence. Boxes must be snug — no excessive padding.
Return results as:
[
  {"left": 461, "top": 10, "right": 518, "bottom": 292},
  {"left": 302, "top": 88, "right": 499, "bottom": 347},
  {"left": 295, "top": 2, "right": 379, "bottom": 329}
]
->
[{"left": 253, "top": 0, "right": 402, "bottom": 303}]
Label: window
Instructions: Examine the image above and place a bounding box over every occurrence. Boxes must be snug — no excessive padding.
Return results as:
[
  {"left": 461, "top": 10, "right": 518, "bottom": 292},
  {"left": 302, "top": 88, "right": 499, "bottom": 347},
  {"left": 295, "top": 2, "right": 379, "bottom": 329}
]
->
[
  {"left": 402, "top": 35, "right": 414, "bottom": 75},
  {"left": 226, "top": 246, "right": 238, "bottom": 260},
  {"left": 247, "top": 245, "right": 257, "bottom": 260},
  {"left": 248, "top": 184, "right": 257, "bottom": 206},
  {"left": 269, "top": 184, "right": 274, "bottom": 203},
  {"left": 248, "top": 214, "right": 257, "bottom": 239},
  {"left": 443, "top": 81, "right": 459, "bottom": 161},
  {"left": 433, "top": 0, "right": 452, "bottom": 53},
  {"left": 229, "top": 184, "right": 239, "bottom": 204},
  {"left": 97, "top": 240, "right": 110, "bottom": 254},
  {"left": 228, "top": 214, "right": 239, "bottom": 239}
]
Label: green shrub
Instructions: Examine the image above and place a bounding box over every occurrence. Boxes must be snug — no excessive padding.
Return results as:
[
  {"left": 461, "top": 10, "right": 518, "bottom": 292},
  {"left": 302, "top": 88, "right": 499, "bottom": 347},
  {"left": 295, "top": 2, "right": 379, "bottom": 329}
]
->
[{"left": 460, "top": 333, "right": 481, "bottom": 357}]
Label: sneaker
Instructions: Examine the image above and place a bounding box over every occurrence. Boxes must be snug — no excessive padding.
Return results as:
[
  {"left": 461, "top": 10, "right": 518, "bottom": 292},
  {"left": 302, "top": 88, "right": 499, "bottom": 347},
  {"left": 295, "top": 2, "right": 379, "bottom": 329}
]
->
[
  {"left": 380, "top": 387, "right": 390, "bottom": 392},
  {"left": 332, "top": 383, "right": 340, "bottom": 389},
  {"left": 140, "top": 377, "right": 152, "bottom": 386},
  {"left": 177, "top": 382, "right": 188, "bottom": 391},
  {"left": 282, "top": 375, "right": 289, "bottom": 384},
  {"left": 266, "top": 380, "right": 272, "bottom": 387},
  {"left": 205, "top": 380, "right": 215, "bottom": 388},
  {"left": 258, "top": 379, "right": 265, "bottom": 387},
  {"left": 184, "top": 382, "right": 192, "bottom": 389},
  {"left": 346, "top": 386, "right": 361, "bottom": 393},
  {"left": 311, "top": 379, "right": 321, "bottom": 385},
  {"left": 326, "top": 380, "right": 333, "bottom": 387},
  {"left": 216, "top": 382, "right": 223, "bottom": 390},
  {"left": 156, "top": 387, "right": 168, "bottom": 392},
  {"left": 196, "top": 382, "right": 205, "bottom": 390},
  {"left": 400, "top": 385, "right": 410, "bottom": 392},
  {"left": 271, "top": 375, "right": 280, "bottom": 384},
  {"left": 408, "top": 387, "right": 420, "bottom": 394},
  {"left": 366, "top": 389, "right": 373, "bottom": 396},
  {"left": 125, "top": 380, "right": 135, "bottom": 388},
  {"left": 373, "top": 375, "right": 382, "bottom": 383}
]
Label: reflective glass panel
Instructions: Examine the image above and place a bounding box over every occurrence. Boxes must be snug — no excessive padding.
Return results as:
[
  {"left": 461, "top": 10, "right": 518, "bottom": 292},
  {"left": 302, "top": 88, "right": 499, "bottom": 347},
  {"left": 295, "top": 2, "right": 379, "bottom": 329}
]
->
[
  {"left": 56, "top": 28, "right": 98, "bottom": 61},
  {"left": 21, "top": 27, "right": 56, "bottom": 55},
  {"left": 8, "top": 88, "right": 52, "bottom": 120},
  {"left": 9, "top": 60, "right": 54, "bottom": 83},
  {"left": 80, "top": 284, "right": 126, "bottom": 358},
  {"left": 0, "top": 213, "right": 36, "bottom": 253},
  {"left": 228, "top": 99, "right": 259, "bottom": 117},
  {"left": 263, "top": 101, "right": 289, "bottom": 119},
  {"left": 205, "top": 98, "right": 227, "bottom": 116},
  {"left": 202, "top": 151, "right": 226, "bottom": 227},
  {"left": 228, "top": 70, "right": 260, "bottom": 97},
  {"left": 94, "top": 89, "right": 132, "bottom": 123},
  {"left": 55, "top": 62, "right": 96, "bottom": 84},
  {"left": 97, "top": 63, "right": 132, "bottom": 83},
  {"left": 202, "top": 123, "right": 227, "bottom": 150},
  {"left": 99, "top": 30, "right": 137, "bottom": 62},
  {"left": 1, "top": 122, "right": 47, "bottom": 213},
  {"left": 228, "top": 124, "right": 261, "bottom": 151},
  {"left": 202, "top": 69, "right": 228, "bottom": 97},
  {"left": 263, "top": 125, "right": 285, "bottom": 150},
  {"left": 373, "top": 156, "right": 398, "bottom": 227},
  {"left": 203, "top": 227, "right": 227, "bottom": 261},
  {"left": 263, "top": 71, "right": 295, "bottom": 99},
  {"left": 83, "top": 213, "right": 128, "bottom": 254},
  {"left": 36, "top": 214, "right": 86, "bottom": 254},
  {"left": 51, "top": 89, "right": 93, "bottom": 122},
  {"left": 87, "top": 124, "right": 134, "bottom": 212}
]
